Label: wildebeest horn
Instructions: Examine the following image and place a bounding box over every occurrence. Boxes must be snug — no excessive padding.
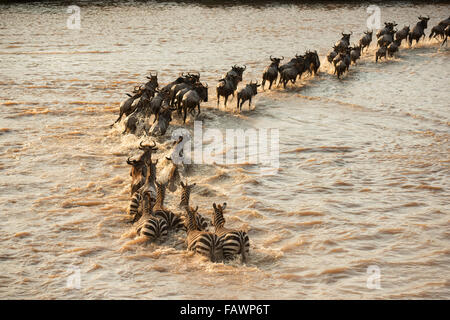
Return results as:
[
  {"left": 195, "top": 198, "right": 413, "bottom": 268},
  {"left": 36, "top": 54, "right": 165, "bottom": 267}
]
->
[
  {"left": 281, "top": 56, "right": 284, "bottom": 60},
  {"left": 243, "top": 65, "right": 246, "bottom": 70},
  {"left": 350, "top": 31, "right": 353, "bottom": 35},
  {"left": 166, "top": 156, "right": 172, "bottom": 161},
  {"left": 270, "top": 55, "right": 273, "bottom": 61},
  {"left": 127, "top": 157, "right": 138, "bottom": 165}
]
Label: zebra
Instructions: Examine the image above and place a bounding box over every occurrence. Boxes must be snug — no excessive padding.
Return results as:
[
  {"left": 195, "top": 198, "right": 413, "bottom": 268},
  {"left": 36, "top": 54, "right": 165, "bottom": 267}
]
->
[
  {"left": 152, "top": 181, "right": 185, "bottom": 230},
  {"left": 128, "top": 191, "right": 143, "bottom": 221},
  {"left": 127, "top": 158, "right": 158, "bottom": 223},
  {"left": 179, "top": 181, "right": 209, "bottom": 230},
  {"left": 134, "top": 192, "right": 168, "bottom": 241},
  {"left": 184, "top": 205, "right": 224, "bottom": 262},
  {"left": 212, "top": 202, "right": 250, "bottom": 263}
]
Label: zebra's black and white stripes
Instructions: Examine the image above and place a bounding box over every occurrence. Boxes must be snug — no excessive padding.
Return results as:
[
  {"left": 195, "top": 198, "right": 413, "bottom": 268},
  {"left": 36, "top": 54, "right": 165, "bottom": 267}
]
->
[
  {"left": 212, "top": 202, "right": 250, "bottom": 262},
  {"left": 179, "top": 181, "right": 196, "bottom": 208},
  {"left": 135, "top": 215, "right": 168, "bottom": 240},
  {"left": 153, "top": 181, "right": 185, "bottom": 230},
  {"left": 185, "top": 206, "right": 224, "bottom": 262},
  {"left": 179, "top": 181, "right": 209, "bottom": 231}
]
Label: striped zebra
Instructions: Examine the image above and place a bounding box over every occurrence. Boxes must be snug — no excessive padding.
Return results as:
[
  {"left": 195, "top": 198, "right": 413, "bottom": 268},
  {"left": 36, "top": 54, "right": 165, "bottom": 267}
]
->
[
  {"left": 127, "top": 158, "right": 158, "bottom": 222},
  {"left": 128, "top": 191, "right": 143, "bottom": 221},
  {"left": 152, "top": 181, "right": 184, "bottom": 230},
  {"left": 134, "top": 192, "right": 168, "bottom": 240},
  {"left": 179, "top": 181, "right": 209, "bottom": 230},
  {"left": 185, "top": 206, "right": 223, "bottom": 262},
  {"left": 212, "top": 202, "right": 250, "bottom": 263},
  {"left": 165, "top": 157, "right": 181, "bottom": 192}
]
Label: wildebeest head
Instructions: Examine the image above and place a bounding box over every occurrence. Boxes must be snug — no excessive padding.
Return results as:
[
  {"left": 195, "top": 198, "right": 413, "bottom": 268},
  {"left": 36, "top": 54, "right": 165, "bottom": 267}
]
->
[
  {"left": 138, "top": 140, "right": 158, "bottom": 165},
  {"left": 341, "top": 31, "right": 352, "bottom": 42},
  {"left": 127, "top": 156, "right": 147, "bottom": 194},
  {"left": 127, "top": 157, "right": 145, "bottom": 176},
  {"left": 132, "top": 85, "right": 145, "bottom": 94},
  {"left": 418, "top": 15, "right": 430, "bottom": 28},
  {"left": 248, "top": 81, "right": 261, "bottom": 95},
  {"left": 270, "top": 55, "right": 284, "bottom": 66},
  {"left": 384, "top": 22, "right": 397, "bottom": 31},
  {"left": 194, "top": 82, "right": 208, "bottom": 102},
  {"left": 365, "top": 30, "right": 373, "bottom": 37},
  {"left": 145, "top": 72, "right": 158, "bottom": 88},
  {"left": 186, "top": 72, "right": 200, "bottom": 83},
  {"left": 231, "top": 64, "right": 246, "bottom": 81}
]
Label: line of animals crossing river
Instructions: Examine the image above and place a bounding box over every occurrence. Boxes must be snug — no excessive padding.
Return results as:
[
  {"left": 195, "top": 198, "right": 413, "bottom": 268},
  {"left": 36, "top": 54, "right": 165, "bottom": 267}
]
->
[{"left": 111, "top": 15, "right": 449, "bottom": 263}]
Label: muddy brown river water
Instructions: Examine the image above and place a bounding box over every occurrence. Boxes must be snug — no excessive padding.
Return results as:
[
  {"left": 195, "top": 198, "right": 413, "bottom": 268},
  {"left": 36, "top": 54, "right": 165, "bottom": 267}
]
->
[{"left": 0, "top": 1, "right": 449, "bottom": 299}]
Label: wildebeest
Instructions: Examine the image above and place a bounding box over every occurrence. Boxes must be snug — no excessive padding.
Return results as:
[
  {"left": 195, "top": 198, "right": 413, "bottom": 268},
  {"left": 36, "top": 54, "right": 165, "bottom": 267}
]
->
[
  {"left": 148, "top": 103, "right": 176, "bottom": 136},
  {"left": 333, "top": 47, "right": 351, "bottom": 71},
  {"left": 327, "top": 46, "right": 339, "bottom": 64},
  {"left": 278, "top": 55, "right": 306, "bottom": 88},
  {"left": 442, "top": 25, "right": 450, "bottom": 46},
  {"left": 261, "top": 56, "right": 283, "bottom": 90},
  {"left": 169, "top": 73, "right": 199, "bottom": 107},
  {"left": 376, "top": 22, "right": 397, "bottom": 38},
  {"left": 334, "top": 60, "right": 347, "bottom": 79},
  {"left": 429, "top": 24, "right": 446, "bottom": 40},
  {"left": 408, "top": 15, "right": 430, "bottom": 46},
  {"left": 236, "top": 81, "right": 260, "bottom": 111},
  {"left": 216, "top": 74, "right": 239, "bottom": 108},
  {"left": 127, "top": 140, "right": 158, "bottom": 194},
  {"left": 305, "top": 50, "right": 320, "bottom": 76},
  {"left": 378, "top": 28, "right": 396, "bottom": 47},
  {"left": 279, "top": 54, "right": 303, "bottom": 73},
  {"left": 334, "top": 32, "right": 352, "bottom": 51},
  {"left": 438, "top": 16, "right": 450, "bottom": 28},
  {"left": 143, "top": 72, "right": 159, "bottom": 97},
  {"left": 375, "top": 45, "right": 388, "bottom": 63},
  {"left": 395, "top": 26, "right": 410, "bottom": 45},
  {"left": 224, "top": 65, "right": 246, "bottom": 82},
  {"left": 160, "top": 74, "right": 186, "bottom": 92},
  {"left": 123, "top": 99, "right": 147, "bottom": 135},
  {"left": 147, "top": 88, "right": 171, "bottom": 123},
  {"left": 127, "top": 157, "right": 146, "bottom": 196},
  {"left": 387, "top": 39, "right": 401, "bottom": 58},
  {"left": 181, "top": 82, "right": 208, "bottom": 123},
  {"left": 112, "top": 86, "right": 143, "bottom": 126},
  {"left": 138, "top": 140, "right": 158, "bottom": 165},
  {"left": 359, "top": 30, "right": 373, "bottom": 52},
  {"left": 350, "top": 44, "right": 362, "bottom": 65}
]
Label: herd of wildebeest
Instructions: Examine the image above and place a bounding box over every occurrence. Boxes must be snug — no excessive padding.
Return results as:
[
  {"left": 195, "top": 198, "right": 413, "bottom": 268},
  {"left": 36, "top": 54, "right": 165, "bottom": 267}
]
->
[{"left": 113, "top": 15, "right": 449, "bottom": 263}]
